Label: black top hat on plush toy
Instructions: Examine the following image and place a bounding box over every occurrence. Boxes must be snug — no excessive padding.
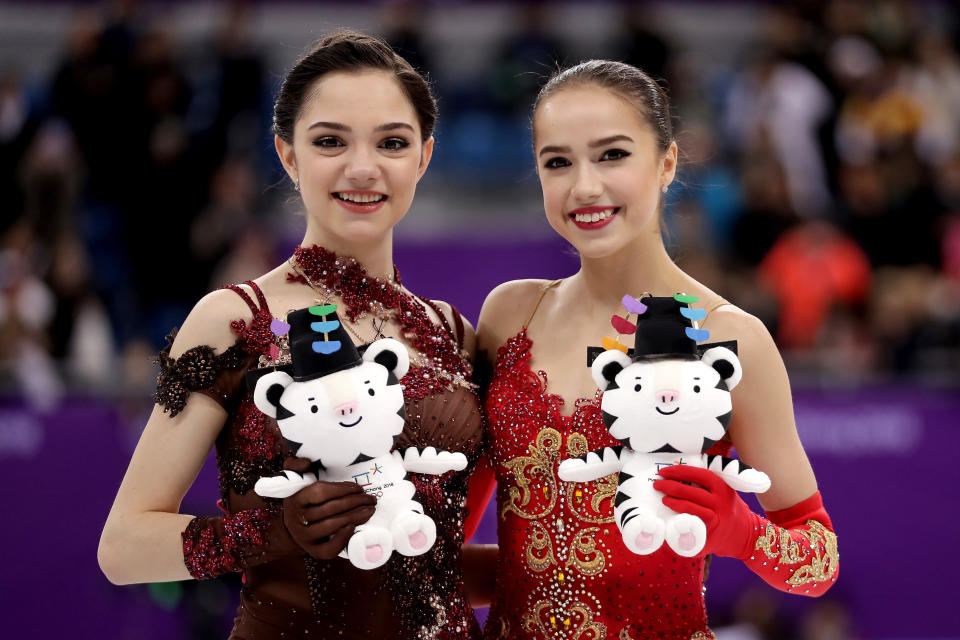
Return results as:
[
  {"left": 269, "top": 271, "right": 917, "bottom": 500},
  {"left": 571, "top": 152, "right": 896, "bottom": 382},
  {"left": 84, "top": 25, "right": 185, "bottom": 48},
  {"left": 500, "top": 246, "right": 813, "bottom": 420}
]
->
[
  {"left": 286, "top": 305, "right": 362, "bottom": 381},
  {"left": 630, "top": 294, "right": 709, "bottom": 361}
]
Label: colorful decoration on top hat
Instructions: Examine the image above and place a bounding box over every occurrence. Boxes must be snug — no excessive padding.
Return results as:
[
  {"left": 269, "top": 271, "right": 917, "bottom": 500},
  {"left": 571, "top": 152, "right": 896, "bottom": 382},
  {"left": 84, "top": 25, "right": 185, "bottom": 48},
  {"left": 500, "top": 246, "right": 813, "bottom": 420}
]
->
[
  {"left": 562, "top": 294, "right": 771, "bottom": 558},
  {"left": 251, "top": 304, "right": 468, "bottom": 570}
]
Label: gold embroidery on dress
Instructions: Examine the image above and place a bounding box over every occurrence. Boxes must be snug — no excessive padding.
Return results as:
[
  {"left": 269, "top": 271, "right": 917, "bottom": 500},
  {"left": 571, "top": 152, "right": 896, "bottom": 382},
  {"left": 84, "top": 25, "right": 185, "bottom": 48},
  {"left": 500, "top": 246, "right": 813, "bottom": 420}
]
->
[
  {"left": 566, "top": 432, "right": 590, "bottom": 457},
  {"left": 526, "top": 521, "right": 558, "bottom": 572},
  {"left": 566, "top": 527, "right": 606, "bottom": 577},
  {"left": 564, "top": 432, "right": 616, "bottom": 524},
  {"left": 501, "top": 428, "right": 562, "bottom": 520},
  {"left": 523, "top": 600, "right": 607, "bottom": 640},
  {"left": 787, "top": 520, "right": 839, "bottom": 586}
]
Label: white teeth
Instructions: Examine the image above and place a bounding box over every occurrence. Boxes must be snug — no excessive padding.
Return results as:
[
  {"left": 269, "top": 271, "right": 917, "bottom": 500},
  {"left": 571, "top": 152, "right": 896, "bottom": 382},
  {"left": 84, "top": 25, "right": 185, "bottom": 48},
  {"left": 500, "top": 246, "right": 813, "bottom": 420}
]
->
[
  {"left": 573, "top": 209, "right": 615, "bottom": 223},
  {"left": 338, "top": 193, "right": 385, "bottom": 203}
]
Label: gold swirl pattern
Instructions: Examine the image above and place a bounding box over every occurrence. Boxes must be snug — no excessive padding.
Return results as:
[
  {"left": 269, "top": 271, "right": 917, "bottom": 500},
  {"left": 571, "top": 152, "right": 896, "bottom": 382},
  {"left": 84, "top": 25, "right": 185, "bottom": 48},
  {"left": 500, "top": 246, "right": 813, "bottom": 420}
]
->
[
  {"left": 788, "top": 521, "right": 839, "bottom": 586},
  {"left": 565, "top": 527, "right": 606, "bottom": 577},
  {"left": 566, "top": 432, "right": 590, "bottom": 457},
  {"left": 526, "top": 521, "right": 558, "bottom": 572},
  {"left": 563, "top": 432, "right": 617, "bottom": 524},
  {"left": 755, "top": 520, "right": 839, "bottom": 586},
  {"left": 523, "top": 600, "right": 607, "bottom": 640},
  {"left": 500, "top": 428, "right": 562, "bottom": 520}
]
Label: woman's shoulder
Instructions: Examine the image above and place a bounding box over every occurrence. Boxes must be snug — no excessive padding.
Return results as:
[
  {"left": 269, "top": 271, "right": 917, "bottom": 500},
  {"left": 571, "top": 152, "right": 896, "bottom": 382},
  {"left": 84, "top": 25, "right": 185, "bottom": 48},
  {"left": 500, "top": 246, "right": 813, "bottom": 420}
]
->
[
  {"left": 477, "top": 279, "right": 554, "bottom": 357},
  {"left": 167, "top": 286, "right": 263, "bottom": 359},
  {"left": 702, "top": 301, "right": 779, "bottom": 365},
  {"left": 482, "top": 279, "right": 555, "bottom": 317}
]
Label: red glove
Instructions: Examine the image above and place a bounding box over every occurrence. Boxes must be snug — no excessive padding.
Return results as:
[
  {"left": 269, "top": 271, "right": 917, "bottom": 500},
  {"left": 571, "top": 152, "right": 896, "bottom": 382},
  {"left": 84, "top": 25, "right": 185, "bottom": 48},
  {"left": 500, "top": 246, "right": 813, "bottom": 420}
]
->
[{"left": 654, "top": 465, "right": 838, "bottom": 597}]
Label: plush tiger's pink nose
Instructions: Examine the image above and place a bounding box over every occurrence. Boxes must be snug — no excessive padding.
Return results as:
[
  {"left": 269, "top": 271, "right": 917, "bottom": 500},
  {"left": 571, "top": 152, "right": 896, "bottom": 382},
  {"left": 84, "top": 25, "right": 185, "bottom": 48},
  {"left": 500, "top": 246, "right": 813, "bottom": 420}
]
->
[
  {"left": 335, "top": 401, "right": 358, "bottom": 417},
  {"left": 657, "top": 390, "right": 679, "bottom": 404}
]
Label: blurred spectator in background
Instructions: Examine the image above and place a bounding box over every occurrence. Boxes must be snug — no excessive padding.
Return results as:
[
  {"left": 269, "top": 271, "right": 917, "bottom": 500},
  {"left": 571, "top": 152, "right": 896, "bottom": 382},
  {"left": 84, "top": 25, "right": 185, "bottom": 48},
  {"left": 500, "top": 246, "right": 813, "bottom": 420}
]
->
[
  {"left": 0, "top": 0, "right": 957, "bottom": 391},
  {"left": 489, "top": 2, "right": 565, "bottom": 116},
  {"left": 759, "top": 220, "right": 871, "bottom": 351}
]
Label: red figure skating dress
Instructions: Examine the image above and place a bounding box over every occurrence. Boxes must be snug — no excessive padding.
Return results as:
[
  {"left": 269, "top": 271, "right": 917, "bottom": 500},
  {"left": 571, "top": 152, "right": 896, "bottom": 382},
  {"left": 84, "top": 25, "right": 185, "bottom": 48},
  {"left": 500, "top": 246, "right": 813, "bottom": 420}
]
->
[{"left": 482, "top": 283, "right": 725, "bottom": 640}]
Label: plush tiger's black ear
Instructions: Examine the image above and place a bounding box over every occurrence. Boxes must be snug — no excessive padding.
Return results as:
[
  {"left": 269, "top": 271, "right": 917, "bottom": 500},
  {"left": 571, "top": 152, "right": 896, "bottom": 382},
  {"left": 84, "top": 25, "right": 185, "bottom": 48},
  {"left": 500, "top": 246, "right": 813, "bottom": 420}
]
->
[
  {"left": 362, "top": 338, "right": 410, "bottom": 380},
  {"left": 591, "top": 350, "right": 633, "bottom": 390},
  {"left": 700, "top": 346, "right": 742, "bottom": 390},
  {"left": 253, "top": 371, "right": 294, "bottom": 419}
]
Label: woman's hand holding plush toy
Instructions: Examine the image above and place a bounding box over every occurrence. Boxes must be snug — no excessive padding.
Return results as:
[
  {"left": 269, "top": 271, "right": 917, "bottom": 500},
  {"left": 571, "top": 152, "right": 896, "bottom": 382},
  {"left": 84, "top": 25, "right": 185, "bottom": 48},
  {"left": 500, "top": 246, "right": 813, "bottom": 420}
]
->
[
  {"left": 654, "top": 464, "right": 758, "bottom": 559},
  {"left": 280, "top": 456, "right": 376, "bottom": 560},
  {"left": 656, "top": 464, "right": 839, "bottom": 596}
]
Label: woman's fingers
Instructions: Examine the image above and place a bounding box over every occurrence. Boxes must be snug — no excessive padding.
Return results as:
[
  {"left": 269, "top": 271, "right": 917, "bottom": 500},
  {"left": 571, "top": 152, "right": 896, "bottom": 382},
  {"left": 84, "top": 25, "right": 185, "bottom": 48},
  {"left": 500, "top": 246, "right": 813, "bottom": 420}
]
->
[
  {"left": 662, "top": 496, "right": 716, "bottom": 528},
  {"left": 307, "top": 523, "right": 359, "bottom": 559},
  {"left": 653, "top": 477, "right": 716, "bottom": 507},
  {"left": 289, "top": 480, "right": 366, "bottom": 508},
  {"left": 304, "top": 506, "right": 376, "bottom": 543},
  {"left": 300, "top": 493, "right": 377, "bottom": 524},
  {"left": 657, "top": 464, "right": 720, "bottom": 490}
]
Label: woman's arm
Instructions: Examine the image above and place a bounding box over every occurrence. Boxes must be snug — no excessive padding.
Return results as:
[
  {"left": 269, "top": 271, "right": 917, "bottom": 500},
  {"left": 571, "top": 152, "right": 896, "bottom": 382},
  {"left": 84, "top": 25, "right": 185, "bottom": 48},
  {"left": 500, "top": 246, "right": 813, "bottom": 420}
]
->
[
  {"left": 655, "top": 308, "right": 838, "bottom": 596},
  {"left": 98, "top": 289, "right": 288, "bottom": 584}
]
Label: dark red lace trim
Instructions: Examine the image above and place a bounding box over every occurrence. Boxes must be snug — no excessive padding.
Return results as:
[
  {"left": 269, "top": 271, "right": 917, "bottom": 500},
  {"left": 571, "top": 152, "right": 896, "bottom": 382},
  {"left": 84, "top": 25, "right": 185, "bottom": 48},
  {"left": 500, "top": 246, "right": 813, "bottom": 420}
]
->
[
  {"left": 155, "top": 329, "right": 249, "bottom": 417},
  {"left": 229, "top": 305, "right": 275, "bottom": 355},
  {"left": 181, "top": 505, "right": 279, "bottom": 580}
]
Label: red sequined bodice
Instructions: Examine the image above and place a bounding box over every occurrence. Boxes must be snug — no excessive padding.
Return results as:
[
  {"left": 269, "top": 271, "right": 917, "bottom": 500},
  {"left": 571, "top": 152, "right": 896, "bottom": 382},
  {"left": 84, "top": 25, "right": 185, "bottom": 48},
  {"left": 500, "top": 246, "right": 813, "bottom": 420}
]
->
[{"left": 483, "top": 330, "right": 722, "bottom": 640}]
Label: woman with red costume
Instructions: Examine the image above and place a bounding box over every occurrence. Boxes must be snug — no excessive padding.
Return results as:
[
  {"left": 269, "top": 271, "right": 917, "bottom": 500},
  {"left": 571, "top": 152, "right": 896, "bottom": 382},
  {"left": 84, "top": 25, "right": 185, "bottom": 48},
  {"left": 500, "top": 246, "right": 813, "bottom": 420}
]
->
[
  {"left": 472, "top": 61, "right": 839, "bottom": 639},
  {"left": 98, "top": 31, "right": 486, "bottom": 639}
]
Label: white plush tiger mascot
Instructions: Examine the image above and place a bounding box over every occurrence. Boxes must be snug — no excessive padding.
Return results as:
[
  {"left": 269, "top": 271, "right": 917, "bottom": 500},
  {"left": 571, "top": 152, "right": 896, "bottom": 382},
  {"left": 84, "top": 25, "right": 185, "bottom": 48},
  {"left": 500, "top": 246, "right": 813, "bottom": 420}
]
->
[
  {"left": 253, "top": 304, "right": 467, "bottom": 570},
  {"left": 558, "top": 295, "right": 770, "bottom": 557}
]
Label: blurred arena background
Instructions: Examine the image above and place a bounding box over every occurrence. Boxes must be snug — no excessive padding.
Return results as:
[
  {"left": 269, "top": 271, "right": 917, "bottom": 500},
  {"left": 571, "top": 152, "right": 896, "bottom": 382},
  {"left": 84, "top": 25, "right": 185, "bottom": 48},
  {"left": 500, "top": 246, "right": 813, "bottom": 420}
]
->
[{"left": 1, "top": 0, "right": 958, "bottom": 638}]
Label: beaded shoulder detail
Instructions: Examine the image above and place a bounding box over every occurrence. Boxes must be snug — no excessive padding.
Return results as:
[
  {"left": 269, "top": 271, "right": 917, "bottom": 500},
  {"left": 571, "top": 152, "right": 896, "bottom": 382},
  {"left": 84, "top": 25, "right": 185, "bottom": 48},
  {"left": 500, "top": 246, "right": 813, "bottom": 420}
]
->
[
  {"left": 155, "top": 329, "right": 250, "bottom": 417},
  {"left": 154, "top": 293, "right": 276, "bottom": 417}
]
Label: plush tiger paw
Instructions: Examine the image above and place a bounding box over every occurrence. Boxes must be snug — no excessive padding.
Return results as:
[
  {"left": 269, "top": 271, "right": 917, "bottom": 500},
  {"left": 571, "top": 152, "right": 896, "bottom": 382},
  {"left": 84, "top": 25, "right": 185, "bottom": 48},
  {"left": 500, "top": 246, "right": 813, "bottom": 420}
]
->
[
  {"left": 665, "top": 513, "right": 707, "bottom": 557},
  {"left": 400, "top": 446, "right": 468, "bottom": 474},
  {"left": 621, "top": 511, "right": 665, "bottom": 555},
  {"left": 390, "top": 511, "right": 436, "bottom": 556},
  {"left": 347, "top": 525, "right": 394, "bottom": 570},
  {"left": 254, "top": 470, "right": 318, "bottom": 499}
]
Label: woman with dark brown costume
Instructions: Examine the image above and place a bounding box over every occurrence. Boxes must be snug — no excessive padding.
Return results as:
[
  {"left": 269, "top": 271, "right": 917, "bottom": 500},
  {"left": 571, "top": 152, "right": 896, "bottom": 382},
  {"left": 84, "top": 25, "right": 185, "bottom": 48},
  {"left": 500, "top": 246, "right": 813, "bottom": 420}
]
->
[{"left": 98, "top": 31, "right": 487, "bottom": 639}]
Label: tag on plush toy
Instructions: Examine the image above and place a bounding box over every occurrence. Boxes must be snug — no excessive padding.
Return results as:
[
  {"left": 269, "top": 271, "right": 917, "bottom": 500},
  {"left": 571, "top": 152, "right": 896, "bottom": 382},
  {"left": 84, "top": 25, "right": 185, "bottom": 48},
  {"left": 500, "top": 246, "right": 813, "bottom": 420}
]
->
[
  {"left": 251, "top": 305, "right": 467, "bottom": 569},
  {"left": 561, "top": 295, "right": 769, "bottom": 557}
]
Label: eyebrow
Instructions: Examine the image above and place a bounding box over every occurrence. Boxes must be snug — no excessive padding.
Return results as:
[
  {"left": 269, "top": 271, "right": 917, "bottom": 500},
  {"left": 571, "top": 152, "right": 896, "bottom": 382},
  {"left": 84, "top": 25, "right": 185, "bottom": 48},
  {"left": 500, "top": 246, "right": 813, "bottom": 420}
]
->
[
  {"left": 538, "top": 134, "right": 634, "bottom": 157},
  {"left": 307, "top": 121, "right": 415, "bottom": 133}
]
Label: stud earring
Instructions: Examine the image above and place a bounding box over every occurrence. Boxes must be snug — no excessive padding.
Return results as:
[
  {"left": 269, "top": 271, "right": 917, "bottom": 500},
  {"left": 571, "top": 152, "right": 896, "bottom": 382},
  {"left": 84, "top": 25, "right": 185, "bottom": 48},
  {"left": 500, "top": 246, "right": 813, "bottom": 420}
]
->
[
  {"left": 661, "top": 184, "right": 668, "bottom": 194},
  {"left": 294, "top": 177, "right": 300, "bottom": 192}
]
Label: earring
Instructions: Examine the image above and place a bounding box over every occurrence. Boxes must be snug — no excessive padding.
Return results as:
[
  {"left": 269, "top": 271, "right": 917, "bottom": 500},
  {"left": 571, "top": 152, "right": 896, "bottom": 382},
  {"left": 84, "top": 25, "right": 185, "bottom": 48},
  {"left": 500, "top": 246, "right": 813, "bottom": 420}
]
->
[
  {"left": 661, "top": 184, "right": 668, "bottom": 194},
  {"left": 294, "top": 177, "right": 300, "bottom": 192}
]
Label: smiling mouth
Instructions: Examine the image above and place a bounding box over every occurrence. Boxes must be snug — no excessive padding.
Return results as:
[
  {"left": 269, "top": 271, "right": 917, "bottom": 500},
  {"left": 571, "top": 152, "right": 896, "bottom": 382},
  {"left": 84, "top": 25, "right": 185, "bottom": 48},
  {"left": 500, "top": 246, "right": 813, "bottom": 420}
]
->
[
  {"left": 656, "top": 407, "right": 679, "bottom": 415},
  {"left": 333, "top": 192, "right": 387, "bottom": 204},
  {"left": 339, "top": 416, "right": 363, "bottom": 427},
  {"left": 568, "top": 207, "right": 619, "bottom": 223}
]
